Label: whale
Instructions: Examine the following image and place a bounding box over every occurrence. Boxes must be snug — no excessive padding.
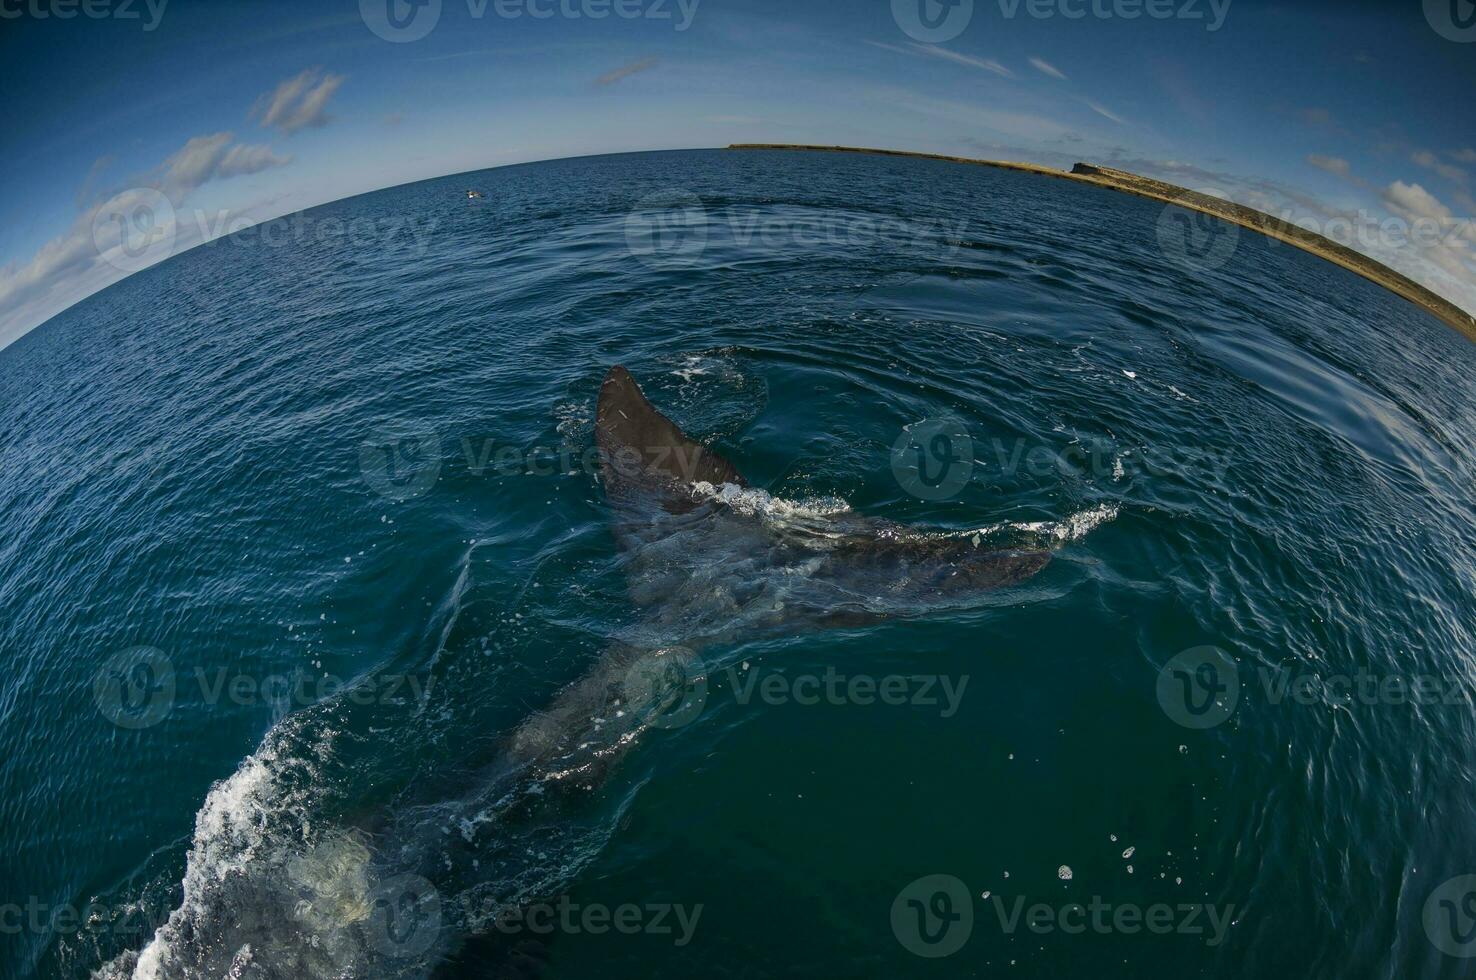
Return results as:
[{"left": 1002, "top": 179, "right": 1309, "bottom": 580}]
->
[
  {"left": 103, "top": 366, "right": 1059, "bottom": 980},
  {"left": 498, "top": 365, "right": 1051, "bottom": 783}
]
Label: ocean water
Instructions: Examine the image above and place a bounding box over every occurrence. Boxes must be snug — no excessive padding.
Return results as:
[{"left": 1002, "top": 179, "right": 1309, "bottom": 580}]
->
[{"left": 2, "top": 148, "right": 1475, "bottom": 979}]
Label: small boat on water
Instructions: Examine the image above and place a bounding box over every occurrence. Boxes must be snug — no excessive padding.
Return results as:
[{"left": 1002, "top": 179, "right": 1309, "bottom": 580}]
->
[{"left": 466, "top": 190, "right": 483, "bottom": 199}]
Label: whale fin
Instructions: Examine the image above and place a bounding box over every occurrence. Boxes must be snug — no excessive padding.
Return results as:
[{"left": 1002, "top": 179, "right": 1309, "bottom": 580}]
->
[{"left": 596, "top": 365, "right": 747, "bottom": 503}]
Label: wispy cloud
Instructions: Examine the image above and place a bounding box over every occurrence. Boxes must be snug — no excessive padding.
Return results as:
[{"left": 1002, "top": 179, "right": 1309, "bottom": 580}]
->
[
  {"left": 866, "top": 40, "right": 1012, "bottom": 78},
  {"left": 75, "top": 155, "right": 115, "bottom": 209},
  {"left": 919, "top": 45, "right": 1013, "bottom": 77},
  {"left": 594, "top": 57, "right": 658, "bottom": 87},
  {"left": 252, "top": 68, "right": 347, "bottom": 135},
  {"left": 160, "top": 133, "right": 291, "bottom": 197},
  {"left": 1029, "top": 57, "right": 1067, "bottom": 80},
  {"left": 1454, "top": 148, "right": 1476, "bottom": 165},
  {"left": 1307, "top": 154, "right": 1351, "bottom": 177},
  {"left": 1411, "top": 150, "right": 1468, "bottom": 185},
  {"left": 1085, "top": 100, "right": 1125, "bottom": 125}
]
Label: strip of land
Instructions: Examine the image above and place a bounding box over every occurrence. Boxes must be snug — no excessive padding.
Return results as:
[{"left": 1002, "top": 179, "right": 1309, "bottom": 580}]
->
[{"left": 728, "top": 144, "right": 1476, "bottom": 343}]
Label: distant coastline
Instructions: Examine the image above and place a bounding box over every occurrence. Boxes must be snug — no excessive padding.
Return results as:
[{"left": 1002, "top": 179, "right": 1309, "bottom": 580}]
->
[{"left": 728, "top": 144, "right": 1476, "bottom": 344}]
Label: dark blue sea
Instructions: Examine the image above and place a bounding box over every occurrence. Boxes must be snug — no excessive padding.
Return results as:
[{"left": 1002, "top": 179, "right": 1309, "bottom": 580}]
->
[{"left": 2, "top": 149, "right": 1475, "bottom": 979}]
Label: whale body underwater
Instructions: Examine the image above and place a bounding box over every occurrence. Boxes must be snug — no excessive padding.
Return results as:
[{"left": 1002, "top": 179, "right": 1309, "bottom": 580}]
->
[
  {"left": 501, "top": 365, "right": 1054, "bottom": 783},
  {"left": 103, "top": 367, "right": 1064, "bottom": 979}
]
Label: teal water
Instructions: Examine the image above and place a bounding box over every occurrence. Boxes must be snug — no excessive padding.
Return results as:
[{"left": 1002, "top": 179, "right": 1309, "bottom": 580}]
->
[{"left": 2, "top": 149, "right": 1475, "bottom": 979}]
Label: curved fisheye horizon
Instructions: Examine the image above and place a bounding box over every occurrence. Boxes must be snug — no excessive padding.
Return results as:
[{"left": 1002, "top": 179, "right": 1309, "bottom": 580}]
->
[
  {"left": 3, "top": 0, "right": 1476, "bottom": 351},
  {"left": 4, "top": 3, "right": 1476, "bottom": 980}
]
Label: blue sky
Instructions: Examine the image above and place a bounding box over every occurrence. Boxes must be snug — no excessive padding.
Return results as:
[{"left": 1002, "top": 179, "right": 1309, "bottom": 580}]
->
[{"left": 3, "top": 0, "right": 1475, "bottom": 348}]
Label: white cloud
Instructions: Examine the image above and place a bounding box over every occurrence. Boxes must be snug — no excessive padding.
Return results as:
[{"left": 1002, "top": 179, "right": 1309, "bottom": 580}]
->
[
  {"left": 1411, "top": 150, "right": 1468, "bottom": 185},
  {"left": 1105, "top": 156, "right": 1476, "bottom": 316},
  {"left": 1307, "top": 154, "right": 1350, "bottom": 177},
  {"left": 252, "top": 68, "right": 347, "bottom": 135},
  {"left": 1373, "top": 182, "right": 1475, "bottom": 301},
  {"left": 1029, "top": 57, "right": 1067, "bottom": 80},
  {"left": 1383, "top": 180, "right": 1454, "bottom": 224},
  {"left": 0, "top": 130, "right": 292, "bottom": 349},
  {"left": 161, "top": 133, "right": 291, "bottom": 197},
  {"left": 220, "top": 142, "right": 292, "bottom": 178}
]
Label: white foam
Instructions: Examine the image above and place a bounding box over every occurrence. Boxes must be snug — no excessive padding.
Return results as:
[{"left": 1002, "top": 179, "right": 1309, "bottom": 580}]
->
[
  {"left": 672, "top": 355, "right": 713, "bottom": 382},
  {"left": 690, "top": 481, "right": 851, "bottom": 522},
  {"left": 959, "top": 503, "right": 1120, "bottom": 546},
  {"left": 101, "top": 719, "right": 328, "bottom": 980}
]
